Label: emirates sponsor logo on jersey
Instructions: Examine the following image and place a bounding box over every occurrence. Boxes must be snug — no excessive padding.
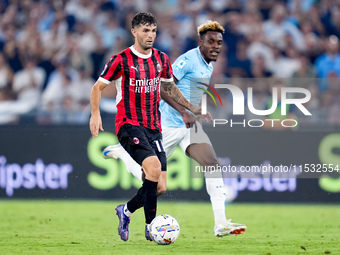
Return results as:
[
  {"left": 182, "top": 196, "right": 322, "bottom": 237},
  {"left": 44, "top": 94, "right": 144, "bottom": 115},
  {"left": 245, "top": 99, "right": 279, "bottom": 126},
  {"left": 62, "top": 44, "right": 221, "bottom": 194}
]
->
[{"left": 129, "top": 77, "right": 160, "bottom": 93}]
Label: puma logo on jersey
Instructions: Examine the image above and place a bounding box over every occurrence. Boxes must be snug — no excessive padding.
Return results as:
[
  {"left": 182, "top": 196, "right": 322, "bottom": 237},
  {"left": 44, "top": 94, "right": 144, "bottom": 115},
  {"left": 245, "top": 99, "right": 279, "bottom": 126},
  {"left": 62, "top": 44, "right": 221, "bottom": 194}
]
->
[{"left": 130, "top": 66, "right": 139, "bottom": 72}]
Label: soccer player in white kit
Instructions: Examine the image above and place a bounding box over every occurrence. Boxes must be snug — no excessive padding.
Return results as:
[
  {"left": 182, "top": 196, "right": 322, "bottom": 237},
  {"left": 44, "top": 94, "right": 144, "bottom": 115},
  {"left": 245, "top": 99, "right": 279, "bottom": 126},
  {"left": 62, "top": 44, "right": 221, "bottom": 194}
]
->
[{"left": 103, "top": 20, "right": 246, "bottom": 237}]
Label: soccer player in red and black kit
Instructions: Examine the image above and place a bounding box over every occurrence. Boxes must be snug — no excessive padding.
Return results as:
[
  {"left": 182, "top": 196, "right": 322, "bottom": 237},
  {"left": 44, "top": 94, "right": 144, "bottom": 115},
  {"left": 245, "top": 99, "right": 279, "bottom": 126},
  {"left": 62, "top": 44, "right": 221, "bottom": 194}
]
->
[{"left": 89, "top": 12, "right": 206, "bottom": 242}]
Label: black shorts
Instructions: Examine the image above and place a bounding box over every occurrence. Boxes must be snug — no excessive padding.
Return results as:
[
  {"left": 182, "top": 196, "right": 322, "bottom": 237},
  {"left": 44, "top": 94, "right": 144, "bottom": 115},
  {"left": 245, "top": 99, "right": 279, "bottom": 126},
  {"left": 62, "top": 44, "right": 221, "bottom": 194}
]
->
[{"left": 117, "top": 124, "right": 167, "bottom": 171}]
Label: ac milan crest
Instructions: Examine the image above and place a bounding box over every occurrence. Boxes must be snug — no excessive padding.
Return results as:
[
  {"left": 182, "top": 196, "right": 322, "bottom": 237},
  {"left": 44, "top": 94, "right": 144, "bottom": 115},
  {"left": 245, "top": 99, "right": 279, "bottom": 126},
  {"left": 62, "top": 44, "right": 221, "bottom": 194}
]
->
[
  {"left": 157, "top": 63, "right": 161, "bottom": 73},
  {"left": 133, "top": 137, "right": 140, "bottom": 144}
]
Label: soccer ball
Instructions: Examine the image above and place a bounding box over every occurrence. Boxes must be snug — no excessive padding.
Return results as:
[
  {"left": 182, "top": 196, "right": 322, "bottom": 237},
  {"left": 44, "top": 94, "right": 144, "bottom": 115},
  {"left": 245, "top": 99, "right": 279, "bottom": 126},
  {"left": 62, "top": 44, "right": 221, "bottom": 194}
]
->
[{"left": 149, "top": 214, "right": 180, "bottom": 245}]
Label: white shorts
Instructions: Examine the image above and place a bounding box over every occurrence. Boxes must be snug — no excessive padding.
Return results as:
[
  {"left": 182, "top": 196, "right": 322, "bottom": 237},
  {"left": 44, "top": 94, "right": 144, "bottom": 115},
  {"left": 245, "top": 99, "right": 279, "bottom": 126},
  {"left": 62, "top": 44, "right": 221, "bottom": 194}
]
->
[{"left": 162, "top": 122, "right": 212, "bottom": 158}]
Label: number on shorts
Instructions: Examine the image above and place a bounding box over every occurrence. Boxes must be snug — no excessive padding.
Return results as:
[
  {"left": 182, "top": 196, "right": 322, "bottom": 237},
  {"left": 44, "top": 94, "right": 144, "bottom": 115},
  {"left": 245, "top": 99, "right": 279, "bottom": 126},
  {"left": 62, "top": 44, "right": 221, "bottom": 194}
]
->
[{"left": 154, "top": 140, "right": 164, "bottom": 152}]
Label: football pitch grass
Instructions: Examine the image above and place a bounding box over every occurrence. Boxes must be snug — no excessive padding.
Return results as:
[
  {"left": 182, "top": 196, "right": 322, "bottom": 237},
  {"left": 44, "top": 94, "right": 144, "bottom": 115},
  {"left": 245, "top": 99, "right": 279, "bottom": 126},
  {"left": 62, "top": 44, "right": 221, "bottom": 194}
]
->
[{"left": 0, "top": 200, "right": 339, "bottom": 255}]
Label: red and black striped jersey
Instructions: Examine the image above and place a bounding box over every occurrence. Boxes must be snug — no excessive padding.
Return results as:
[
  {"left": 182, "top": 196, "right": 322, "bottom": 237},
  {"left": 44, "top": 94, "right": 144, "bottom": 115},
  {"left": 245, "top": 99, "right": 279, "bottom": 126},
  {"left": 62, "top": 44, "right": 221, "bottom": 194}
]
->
[{"left": 99, "top": 46, "right": 173, "bottom": 134}]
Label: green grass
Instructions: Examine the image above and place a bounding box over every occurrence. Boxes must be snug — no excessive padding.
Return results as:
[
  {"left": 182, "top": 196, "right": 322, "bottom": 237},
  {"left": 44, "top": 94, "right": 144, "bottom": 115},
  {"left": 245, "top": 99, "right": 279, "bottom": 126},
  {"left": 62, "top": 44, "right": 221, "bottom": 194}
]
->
[{"left": 0, "top": 201, "right": 339, "bottom": 255}]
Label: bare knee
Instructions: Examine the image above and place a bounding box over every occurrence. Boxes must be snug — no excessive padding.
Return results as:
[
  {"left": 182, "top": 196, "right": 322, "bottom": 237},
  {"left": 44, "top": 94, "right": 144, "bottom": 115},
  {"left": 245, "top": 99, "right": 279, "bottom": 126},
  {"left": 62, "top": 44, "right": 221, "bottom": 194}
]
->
[
  {"left": 187, "top": 144, "right": 219, "bottom": 167},
  {"left": 142, "top": 156, "right": 161, "bottom": 181},
  {"left": 201, "top": 157, "right": 219, "bottom": 167}
]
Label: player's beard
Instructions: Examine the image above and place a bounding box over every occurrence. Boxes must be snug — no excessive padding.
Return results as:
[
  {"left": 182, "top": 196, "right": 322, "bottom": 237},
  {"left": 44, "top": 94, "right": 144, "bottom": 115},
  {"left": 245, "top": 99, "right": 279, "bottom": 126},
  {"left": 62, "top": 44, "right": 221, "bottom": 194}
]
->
[{"left": 138, "top": 38, "right": 153, "bottom": 51}]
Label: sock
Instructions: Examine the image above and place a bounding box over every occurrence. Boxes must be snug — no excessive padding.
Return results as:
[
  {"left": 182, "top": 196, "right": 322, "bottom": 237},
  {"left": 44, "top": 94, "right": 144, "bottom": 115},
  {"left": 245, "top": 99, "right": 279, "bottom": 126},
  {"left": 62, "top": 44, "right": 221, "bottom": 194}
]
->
[
  {"left": 142, "top": 179, "right": 158, "bottom": 224},
  {"left": 126, "top": 187, "right": 144, "bottom": 213},
  {"left": 119, "top": 150, "right": 143, "bottom": 181},
  {"left": 123, "top": 204, "right": 132, "bottom": 217},
  {"left": 204, "top": 171, "right": 228, "bottom": 226}
]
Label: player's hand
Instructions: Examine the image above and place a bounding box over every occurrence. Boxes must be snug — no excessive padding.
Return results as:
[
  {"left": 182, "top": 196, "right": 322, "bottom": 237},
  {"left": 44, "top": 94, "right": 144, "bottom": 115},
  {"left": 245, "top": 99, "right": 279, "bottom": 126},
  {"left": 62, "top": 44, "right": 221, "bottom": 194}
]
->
[
  {"left": 191, "top": 107, "right": 213, "bottom": 123},
  {"left": 181, "top": 110, "right": 198, "bottom": 128},
  {"left": 181, "top": 110, "right": 199, "bottom": 132},
  {"left": 192, "top": 107, "right": 213, "bottom": 123},
  {"left": 89, "top": 114, "right": 104, "bottom": 138},
  {"left": 197, "top": 111, "right": 213, "bottom": 123}
]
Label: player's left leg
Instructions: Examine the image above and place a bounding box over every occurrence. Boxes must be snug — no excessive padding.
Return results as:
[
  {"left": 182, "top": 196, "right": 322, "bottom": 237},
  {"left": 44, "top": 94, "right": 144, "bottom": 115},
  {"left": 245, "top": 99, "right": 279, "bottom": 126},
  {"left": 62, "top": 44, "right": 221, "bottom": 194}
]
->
[
  {"left": 181, "top": 122, "right": 246, "bottom": 237},
  {"left": 186, "top": 142, "right": 228, "bottom": 225},
  {"left": 186, "top": 143, "right": 246, "bottom": 236}
]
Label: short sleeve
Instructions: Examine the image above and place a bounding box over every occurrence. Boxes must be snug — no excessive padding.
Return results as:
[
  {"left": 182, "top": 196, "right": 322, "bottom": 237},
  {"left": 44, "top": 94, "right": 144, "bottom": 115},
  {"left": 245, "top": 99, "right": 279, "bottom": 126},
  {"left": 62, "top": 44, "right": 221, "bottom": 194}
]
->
[
  {"left": 172, "top": 54, "right": 192, "bottom": 81},
  {"left": 99, "top": 55, "right": 122, "bottom": 84},
  {"left": 160, "top": 53, "right": 173, "bottom": 82}
]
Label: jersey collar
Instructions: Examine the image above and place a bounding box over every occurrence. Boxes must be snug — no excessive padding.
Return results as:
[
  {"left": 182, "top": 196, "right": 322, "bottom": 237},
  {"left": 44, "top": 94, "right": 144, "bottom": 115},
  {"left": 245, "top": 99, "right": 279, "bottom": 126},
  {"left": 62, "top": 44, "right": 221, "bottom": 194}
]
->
[
  {"left": 197, "top": 46, "right": 210, "bottom": 67},
  {"left": 130, "top": 46, "right": 152, "bottom": 59}
]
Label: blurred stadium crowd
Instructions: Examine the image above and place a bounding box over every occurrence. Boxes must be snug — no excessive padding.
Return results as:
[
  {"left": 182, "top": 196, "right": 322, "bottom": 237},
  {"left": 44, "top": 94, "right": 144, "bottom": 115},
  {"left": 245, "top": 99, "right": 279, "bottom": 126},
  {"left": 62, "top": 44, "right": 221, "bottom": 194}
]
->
[{"left": 0, "top": 0, "right": 339, "bottom": 127}]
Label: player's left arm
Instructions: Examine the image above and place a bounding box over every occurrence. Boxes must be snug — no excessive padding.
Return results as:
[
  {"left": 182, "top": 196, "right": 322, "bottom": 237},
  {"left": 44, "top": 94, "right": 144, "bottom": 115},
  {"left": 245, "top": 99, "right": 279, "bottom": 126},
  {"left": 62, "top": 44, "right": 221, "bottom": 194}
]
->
[
  {"left": 161, "top": 80, "right": 212, "bottom": 122},
  {"left": 160, "top": 82, "right": 197, "bottom": 128},
  {"left": 161, "top": 80, "right": 198, "bottom": 114}
]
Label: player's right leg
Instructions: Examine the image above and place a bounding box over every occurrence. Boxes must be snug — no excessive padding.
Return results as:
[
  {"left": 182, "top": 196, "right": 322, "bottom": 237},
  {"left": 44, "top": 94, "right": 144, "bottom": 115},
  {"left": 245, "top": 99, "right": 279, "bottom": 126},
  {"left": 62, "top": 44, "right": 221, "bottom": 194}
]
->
[
  {"left": 103, "top": 126, "right": 185, "bottom": 192},
  {"left": 140, "top": 155, "right": 161, "bottom": 241},
  {"left": 115, "top": 124, "right": 166, "bottom": 241},
  {"left": 103, "top": 145, "right": 167, "bottom": 195}
]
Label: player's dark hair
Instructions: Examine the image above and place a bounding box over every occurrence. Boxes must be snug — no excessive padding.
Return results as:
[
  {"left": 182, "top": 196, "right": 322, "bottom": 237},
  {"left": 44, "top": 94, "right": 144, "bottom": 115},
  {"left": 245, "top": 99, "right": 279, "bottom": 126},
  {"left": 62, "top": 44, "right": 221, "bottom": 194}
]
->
[{"left": 131, "top": 12, "right": 157, "bottom": 28}]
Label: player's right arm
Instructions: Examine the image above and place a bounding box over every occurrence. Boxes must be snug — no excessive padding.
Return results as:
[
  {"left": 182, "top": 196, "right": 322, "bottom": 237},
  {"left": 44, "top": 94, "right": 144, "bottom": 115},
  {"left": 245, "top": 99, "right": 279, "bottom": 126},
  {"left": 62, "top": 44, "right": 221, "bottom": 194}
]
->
[
  {"left": 89, "top": 80, "right": 108, "bottom": 138},
  {"left": 90, "top": 54, "right": 122, "bottom": 138}
]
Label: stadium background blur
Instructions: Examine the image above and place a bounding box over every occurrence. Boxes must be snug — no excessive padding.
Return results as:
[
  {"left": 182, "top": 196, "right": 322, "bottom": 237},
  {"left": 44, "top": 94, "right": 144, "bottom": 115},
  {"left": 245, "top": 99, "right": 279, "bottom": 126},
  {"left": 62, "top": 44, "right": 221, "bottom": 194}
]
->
[
  {"left": 0, "top": 0, "right": 340, "bottom": 127},
  {"left": 1, "top": 3, "right": 340, "bottom": 253},
  {"left": 0, "top": 0, "right": 340, "bottom": 202}
]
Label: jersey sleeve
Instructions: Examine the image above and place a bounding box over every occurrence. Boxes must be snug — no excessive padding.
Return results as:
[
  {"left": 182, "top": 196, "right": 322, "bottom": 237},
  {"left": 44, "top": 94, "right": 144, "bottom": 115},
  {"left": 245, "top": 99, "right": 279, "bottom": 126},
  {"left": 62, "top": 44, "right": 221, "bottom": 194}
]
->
[
  {"left": 172, "top": 53, "right": 192, "bottom": 81},
  {"left": 160, "top": 53, "right": 173, "bottom": 82},
  {"left": 99, "top": 55, "right": 122, "bottom": 84}
]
